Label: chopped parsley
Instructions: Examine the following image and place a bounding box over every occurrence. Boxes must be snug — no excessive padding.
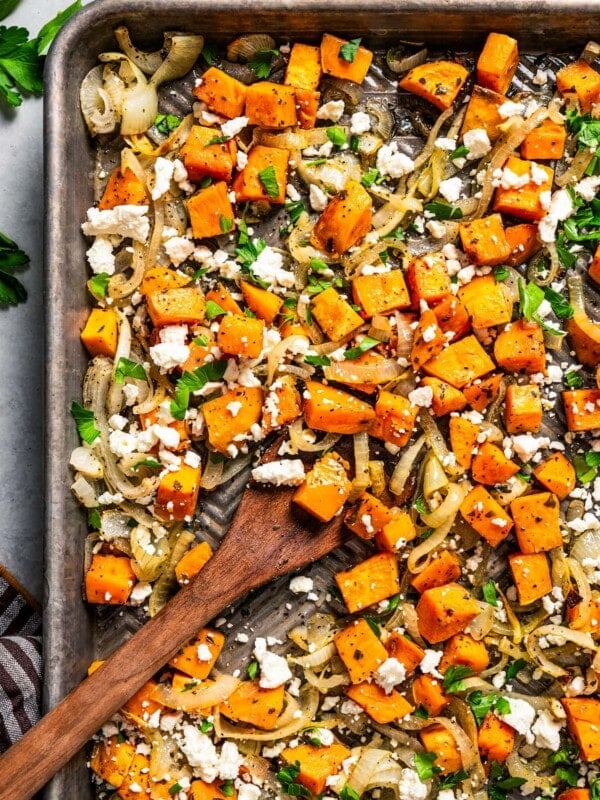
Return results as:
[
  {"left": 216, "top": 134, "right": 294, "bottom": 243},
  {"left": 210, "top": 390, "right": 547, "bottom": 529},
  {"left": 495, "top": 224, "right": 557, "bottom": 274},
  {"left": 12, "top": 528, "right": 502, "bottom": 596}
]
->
[
  {"left": 304, "top": 354, "right": 331, "bottom": 367},
  {"left": 505, "top": 658, "right": 527, "bottom": 680},
  {"left": 70, "top": 402, "right": 100, "bottom": 445},
  {"left": 487, "top": 761, "right": 526, "bottom": 800},
  {"left": 467, "top": 690, "right": 510, "bottom": 725},
  {"left": 132, "top": 458, "right": 161, "bottom": 471},
  {"left": 276, "top": 761, "right": 311, "bottom": 797},
  {"left": 423, "top": 201, "right": 463, "bottom": 220},
  {"left": 248, "top": 48, "right": 279, "bottom": 79},
  {"left": 205, "top": 300, "right": 227, "bottom": 320},
  {"left": 326, "top": 126, "right": 347, "bottom": 146},
  {"left": 438, "top": 769, "right": 469, "bottom": 789},
  {"left": 574, "top": 453, "right": 599, "bottom": 484},
  {"left": 309, "top": 257, "right": 329, "bottom": 272},
  {"left": 285, "top": 199, "right": 306, "bottom": 224},
  {"left": 87, "top": 508, "right": 101, "bottom": 530},
  {"left": 361, "top": 167, "right": 381, "bottom": 187},
  {"left": 413, "top": 751, "right": 441, "bottom": 781},
  {"left": 258, "top": 165, "right": 280, "bottom": 199},
  {"left": 193, "top": 335, "right": 208, "bottom": 347},
  {"left": 414, "top": 494, "right": 428, "bottom": 515},
  {"left": 564, "top": 369, "right": 584, "bottom": 389},
  {"left": 344, "top": 335, "right": 379, "bottom": 360},
  {"left": 199, "top": 718, "right": 213, "bottom": 733},
  {"left": 114, "top": 357, "right": 147, "bottom": 385},
  {"left": 88, "top": 271, "right": 110, "bottom": 298},
  {"left": 339, "top": 37, "right": 361, "bottom": 63},
  {"left": 170, "top": 361, "right": 227, "bottom": 420},
  {"left": 482, "top": 579, "right": 498, "bottom": 607},
  {"left": 494, "top": 265, "right": 510, "bottom": 282},
  {"left": 247, "top": 660, "right": 259, "bottom": 680},
  {"left": 219, "top": 214, "right": 234, "bottom": 233},
  {"left": 201, "top": 42, "right": 217, "bottom": 65},
  {"left": 340, "top": 787, "right": 361, "bottom": 800},
  {"left": 450, "top": 144, "right": 469, "bottom": 160},
  {"left": 442, "top": 665, "right": 474, "bottom": 694},
  {"left": 155, "top": 113, "right": 181, "bottom": 135},
  {"left": 0, "top": 230, "right": 28, "bottom": 305}
]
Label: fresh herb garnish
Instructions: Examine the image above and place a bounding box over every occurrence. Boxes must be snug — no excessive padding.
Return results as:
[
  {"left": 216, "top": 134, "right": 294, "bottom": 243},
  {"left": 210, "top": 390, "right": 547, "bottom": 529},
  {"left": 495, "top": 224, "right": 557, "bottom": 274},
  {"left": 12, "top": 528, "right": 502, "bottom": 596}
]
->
[
  {"left": 340, "top": 787, "right": 361, "bottom": 800},
  {"left": 414, "top": 494, "right": 428, "bottom": 515},
  {"left": 413, "top": 705, "right": 430, "bottom": 719},
  {"left": 482, "top": 579, "right": 498, "bottom": 607},
  {"left": 155, "top": 113, "right": 181, "bottom": 135},
  {"left": 193, "top": 335, "right": 208, "bottom": 347},
  {"left": 494, "top": 266, "right": 510, "bottom": 282},
  {"left": 439, "top": 769, "right": 469, "bottom": 789},
  {"left": 364, "top": 615, "right": 381, "bottom": 637},
  {"left": 564, "top": 369, "right": 584, "bottom": 389},
  {"left": 220, "top": 779, "right": 235, "bottom": 797},
  {"left": 423, "top": 201, "right": 463, "bottom": 220},
  {"left": 556, "top": 766, "right": 579, "bottom": 787},
  {"left": 306, "top": 274, "right": 344, "bottom": 295},
  {"left": 450, "top": 144, "right": 469, "bottom": 160},
  {"left": 201, "top": 42, "right": 217, "bottom": 65},
  {"left": 350, "top": 134, "right": 359, "bottom": 152},
  {"left": 248, "top": 48, "right": 279, "bottom": 79},
  {"left": 88, "top": 271, "right": 110, "bottom": 298},
  {"left": 344, "top": 335, "right": 379, "bottom": 360},
  {"left": 414, "top": 751, "right": 441, "bottom": 781},
  {"left": 574, "top": 453, "right": 599, "bottom": 484},
  {"left": 199, "top": 176, "right": 212, "bottom": 188},
  {"left": 277, "top": 761, "right": 311, "bottom": 798},
  {"left": 309, "top": 257, "right": 330, "bottom": 273},
  {"left": 505, "top": 658, "right": 527, "bottom": 680},
  {"left": 0, "top": 230, "right": 28, "bottom": 305},
  {"left": 199, "top": 718, "right": 213, "bottom": 733},
  {"left": 70, "top": 402, "right": 100, "bottom": 445},
  {"left": 132, "top": 458, "right": 161, "bottom": 471},
  {"left": 339, "top": 37, "right": 361, "bottom": 63},
  {"left": 87, "top": 508, "right": 101, "bottom": 530},
  {"left": 168, "top": 782, "right": 182, "bottom": 796},
  {"left": 361, "top": 167, "right": 381, "bottom": 188},
  {"left": 305, "top": 354, "right": 331, "bottom": 367},
  {"left": 326, "top": 126, "right": 347, "bottom": 146},
  {"left": 442, "top": 665, "right": 474, "bottom": 694},
  {"left": 205, "top": 300, "right": 227, "bottom": 320},
  {"left": 258, "top": 165, "right": 280, "bottom": 199},
  {"left": 114, "top": 357, "right": 147, "bottom": 385},
  {"left": 517, "top": 278, "right": 572, "bottom": 334},
  {"left": 285, "top": 200, "right": 305, "bottom": 225},
  {"left": 170, "top": 361, "right": 227, "bottom": 420},
  {"left": 247, "top": 660, "right": 259, "bottom": 680},
  {"left": 219, "top": 214, "right": 234, "bottom": 233},
  {"left": 487, "top": 761, "right": 526, "bottom": 800},
  {"left": 467, "top": 690, "right": 510, "bottom": 725}
]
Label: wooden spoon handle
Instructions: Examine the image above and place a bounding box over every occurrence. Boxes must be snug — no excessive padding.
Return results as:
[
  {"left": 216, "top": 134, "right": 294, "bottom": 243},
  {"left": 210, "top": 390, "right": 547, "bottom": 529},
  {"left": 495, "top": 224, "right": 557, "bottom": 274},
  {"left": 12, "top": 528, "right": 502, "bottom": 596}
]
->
[{"left": 0, "top": 532, "right": 258, "bottom": 800}]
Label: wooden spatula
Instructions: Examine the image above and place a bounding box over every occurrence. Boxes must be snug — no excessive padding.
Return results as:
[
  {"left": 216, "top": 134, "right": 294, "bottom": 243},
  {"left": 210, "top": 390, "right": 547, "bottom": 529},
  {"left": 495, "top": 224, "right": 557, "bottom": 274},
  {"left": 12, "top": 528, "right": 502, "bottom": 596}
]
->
[{"left": 0, "top": 456, "right": 347, "bottom": 799}]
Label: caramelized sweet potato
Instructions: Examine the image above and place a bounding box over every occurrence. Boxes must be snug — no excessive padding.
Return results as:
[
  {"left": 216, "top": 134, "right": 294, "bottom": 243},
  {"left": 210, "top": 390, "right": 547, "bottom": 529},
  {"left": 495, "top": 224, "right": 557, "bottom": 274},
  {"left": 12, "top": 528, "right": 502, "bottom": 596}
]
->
[
  {"left": 310, "top": 180, "right": 372, "bottom": 255},
  {"left": 460, "top": 84, "right": 506, "bottom": 142},
  {"left": 245, "top": 81, "right": 297, "bottom": 128},
  {"left": 175, "top": 541, "right": 213, "bottom": 585},
  {"left": 520, "top": 118, "right": 566, "bottom": 160},
  {"left": 416, "top": 583, "right": 480, "bottom": 643},
  {"left": 187, "top": 181, "right": 235, "bottom": 239},
  {"left": 99, "top": 166, "right": 148, "bottom": 209},
  {"left": 457, "top": 274, "right": 513, "bottom": 329},
  {"left": 370, "top": 390, "right": 418, "bottom": 448},
  {"left": 459, "top": 214, "right": 512, "bottom": 268},
  {"left": 346, "top": 682, "right": 413, "bottom": 723},
  {"left": 422, "top": 335, "right": 495, "bottom": 389},
  {"left": 311, "top": 285, "right": 363, "bottom": 341},
  {"left": 420, "top": 724, "right": 462, "bottom": 773},
  {"left": 421, "top": 377, "right": 467, "bottom": 417},
  {"left": 412, "top": 674, "right": 449, "bottom": 716},
  {"left": 532, "top": 452, "right": 576, "bottom": 500},
  {"left": 155, "top": 462, "right": 203, "bottom": 521},
  {"left": 202, "top": 386, "right": 264, "bottom": 455},
  {"left": 169, "top": 628, "right": 225, "bottom": 679},
  {"left": 476, "top": 32, "right": 519, "bottom": 95},
  {"left": 193, "top": 66, "right": 247, "bottom": 118},
  {"left": 352, "top": 270, "right": 411, "bottom": 317},
  {"left": 293, "top": 451, "right": 351, "bottom": 522},
  {"left": 284, "top": 43, "right": 322, "bottom": 91},
  {"left": 471, "top": 441, "right": 519, "bottom": 486},
  {"left": 179, "top": 125, "right": 237, "bottom": 183},
  {"left": 494, "top": 319, "right": 546, "bottom": 374},
  {"left": 280, "top": 742, "right": 350, "bottom": 796},
  {"left": 510, "top": 492, "right": 562, "bottom": 553},
  {"left": 460, "top": 484, "right": 514, "bottom": 546},
  {"left": 320, "top": 33, "right": 373, "bottom": 84},
  {"left": 493, "top": 155, "right": 554, "bottom": 222},
  {"left": 219, "top": 679, "right": 285, "bottom": 730},
  {"left": 563, "top": 388, "right": 600, "bottom": 431},
  {"left": 410, "top": 550, "right": 462, "bottom": 594},
  {"left": 508, "top": 552, "right": 552, "bottom": 605},
  {"left": 399, "top": 60, "right": 469, "bottom": 110},
  {"left": 556, "top": 60, "right": 600, "bottom": 113},
  {"left": 85, "top": 554, "right": 136, "bottom": 605},
  {"left": 407, "top": 251, "right": 451, "bottom": 307},
  {"left": 217, "top": 313, "right": 265, "bottom": 359},
  {"left": 303, "top": 380, "right": 375, "bottom": 434},
  {"left": 504, "top": 382, "right": 543, "bottom": 434},
  {"left": 335, "top": 551, "right": 400, "bottom": 613},
  {"left": 439, "top": 633, "right": 489, "bottom": 674},
  {"left": 478, "top": 712, "right": 515, "bottom": 763},
  {"left": 231, "top": 145, "right": 289, "bottom": 204},
  {"left": 449, "top": 415, "right": 479, "bottom": 470},
  {"left": 80, "top": 308, "right": 119, "bottom": 357},
  {"left": 562, "top": 697, "right": 600, "bottom": 761}
]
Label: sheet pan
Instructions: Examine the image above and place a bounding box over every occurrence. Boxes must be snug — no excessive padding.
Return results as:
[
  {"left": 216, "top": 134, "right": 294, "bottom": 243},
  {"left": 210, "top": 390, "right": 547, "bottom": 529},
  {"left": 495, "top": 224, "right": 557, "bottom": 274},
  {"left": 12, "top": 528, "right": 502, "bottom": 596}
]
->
[{"left": 44, "top": 1, "right": 600, "bottom": 796}]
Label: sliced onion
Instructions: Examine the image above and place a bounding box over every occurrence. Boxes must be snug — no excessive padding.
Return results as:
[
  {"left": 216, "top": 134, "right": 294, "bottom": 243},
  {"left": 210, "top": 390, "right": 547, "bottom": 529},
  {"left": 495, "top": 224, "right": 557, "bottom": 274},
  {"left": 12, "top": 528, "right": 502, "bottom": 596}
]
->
[
  {"left": 130, "top": 524, "right": 170, "bottom": 582},
  {"left": 70, "top": 446, "right": 104, "bottom": 479},
  {"left": 323, "top": 357, "right": 402, "bottom": 386},
  {"left": 347, "top": 748, "right": 401, "bottom": 797},
  {"left": 287, "top": 419, "right": 341, "bottom": 454},
  {"left": 114, "top": 26, "right": 166, "bottom": 74},
  {"left": 526, "top": 624, "right": 597, "bottom": 677},
  {"left": 290, "top": 642, "right": 336, "bottom": 669},
  {"left": 348, "top": 431, "right": 371, "bottom": 503},
  {"left": 419, "top": 408, "right": 463, "bottom": 479},
  {"left": 420, "top": 481, "right": 468, "bottom": 528},
  {"left": 99, "top": 53, "right": 159, "bottom": 136},
  {"left": 267, "top": 334, "right": 310, "bottom": 386},
  {"left": 149, "top": 34, "right": 205, "bottom": 89},
  {"left": 389, "top": 434, "right": 426, "bottom": 496},
  {"left": 506, "top": 751, "right": 558, "bottom": 795},
  {"left": 565, "top": 556, "right": 593, "bottom": 631},
  {"left": 227, "top": 33, "right": 276, "bottom": 63},
  {"left": 387, "top": 44, "right": 428, "bottom": 74},
  {"left": 468, "top": 602, "right": 496, "bottom": 641},
  {"left": 199, "top": 455, "right": 224, "bottom": 491},
  {"left": 422, "top": 454, "right": 449, "bottom": 506},
  {"left": 216, "top": 686, "right": 319, "bottom": 742},
  {"left": 71, "top": 474, "right": 99, "bottom": 508},
  {"left": 80, "top": 65, "right": 117, "bottom": 134},
  {"left": 256, "top": 128, "right": 332, "bottom": 150},
  {"left": 151, "top": 675, "right": 239, "bottom": 711},
  {"left": 148, "top": 529, "right": 195, "bottom": 617},
  {"left": 407, "top": 515, "right": 457, "bottom": 574},
  {"left": 368, "top": 460, "right": 386, "bottom": 497},
  {"left": 571, "top": 528, "right": 600, "bottom": 564}
]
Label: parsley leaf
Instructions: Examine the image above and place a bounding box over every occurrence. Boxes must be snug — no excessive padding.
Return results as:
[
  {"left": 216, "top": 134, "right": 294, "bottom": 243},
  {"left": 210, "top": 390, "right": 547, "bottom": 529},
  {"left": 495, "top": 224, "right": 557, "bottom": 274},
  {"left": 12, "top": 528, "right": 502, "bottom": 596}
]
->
[
  {"left": 87, "top": 508, "right": 101, "bottom": 530},
  {"left": 564, "top": 369, "right": 584, "bottom": 389},
  {"left": 205, "top": 300, "right": 227, "bottom": 320},
  {"left": 248, "top": 48, "right": 278, "bottom": 79},
  {"left": 193, "top": 335, "right": 208, "bottom": 347},
  {"left": 344, "top": 335, "right": 379, "bottom": 360},
  {"left": 423, "top": 201, "right": 463, "bottom": 220},
  {"left": 518, "top": 278, "right": 544, "bottom": 320},
  {"left": 439, "top": 769, "right": 469, "bottom": 789},
  {"left": 340, "top": 787, "right": 361, "bottom": 800},
  {"left": 88, "top": 272, "right": 110, "bottom": 298},
  {"left": 494, "top": 265, "right": 510, "bottom": 282},
  {"left": 556, "top": 766, "right": 579, "bottom": 787},
  {"left": 247, "top": 660, "right": 259, "bottom": 680},
  {"left": 467, "top": 690, "right": 510, "bottom": 725},
  {"left": 168, "top": 783, "right": 182, "bottom": 796},
  {"left": 258, "top": 165, "right": 280, "bottom": 199},
  {"left": 543, "top": 285, "right": 574, "bottom": 319},
  {"left": 155, "top": 113, "right": 181, "bottom": 135},
  {"left": 361, "top": 167, "right": 380, "bottom": 187},
  {"left": 590, "top": 777, "right": 600, "bottom": 800},
  {"left": 114, "top": 357, "right": 147, "bottom": 385},
  {"left": 442, "top": 665, "right": 473, "bottom": 694},
  {"left": 326, "top": 126, "right": 347, "bottom": 146},
  {"left": 305, "top": 354, "right": 331, "bottom": 367},
  {"left": 220, "top": 779, "right": 235, "bottom": 797},
  {"left": 0, "top": 229, "right": 28, "bottom": 305},
  {"left": 364, "top": 614, "right": 381, "bottom": 637},
  {"left": 566, "top": 108, "right": 600, "bottom": 151},
  {"left": 310, "top": 257, "right": 329, "bottom": 272},
  {"left": 574, "top": 453, "right": 598, "bottom": 484},
  {"left": 413, "top": 705, "right": 430, "bottom": 719},
  {"left": 277, "top": 761, "right": 311, "bottom": 798},
  {"left": 219, "top": 214, "right": 234, "bottom": 233},
  {"left": 414, "top": 494, "right": 427, "bottom": 515},
  {"left": 199, "top": 718, "right": 213, "bottom": 733},
  {"left": 482, "top": 579, "right": 498, "bottom": 607},
  {"left": 414, "top": 751, "right": 441, "bottom": 781},
  {"left": 132, "top": 458, "right": 161, "bottom": 471},
  {"left": 339, "top": 37, "right": 361, "bottom": 63},
  {"left": 285, "top": 200, "right": 305, "bottom": 224},
  {"left": 170, "top": 361, "right": 227, "bottom": 420},
  {"left": 35, "top": 0, "right": 81, "bottom": 56},
  {"left": 70, "top": 401, "right": 100, "bottom": 445},
  {"left": 505, "top": 658, "right": 527, "bottom": 680},
  {"left": 450, "top": 144, "right": 469, "bottom": 160},
  {"left": 201, "top": 42, "right": 217, "bottom": 65}
]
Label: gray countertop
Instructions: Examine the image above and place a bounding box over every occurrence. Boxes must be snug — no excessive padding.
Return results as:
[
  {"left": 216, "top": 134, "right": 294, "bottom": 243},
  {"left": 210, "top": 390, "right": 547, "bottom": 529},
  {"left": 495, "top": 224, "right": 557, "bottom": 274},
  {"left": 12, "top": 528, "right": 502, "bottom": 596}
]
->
[{"left": 0, "top": 0, "right": 91, "bottom": 601}]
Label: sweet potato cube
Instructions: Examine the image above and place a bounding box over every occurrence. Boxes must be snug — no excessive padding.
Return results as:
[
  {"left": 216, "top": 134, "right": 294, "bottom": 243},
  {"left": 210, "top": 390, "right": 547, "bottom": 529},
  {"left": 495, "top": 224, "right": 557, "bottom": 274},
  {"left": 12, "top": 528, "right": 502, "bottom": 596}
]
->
[
  {"left": 241, "top": 279, "right": 283, "bottom": 323},
  {"left": 139, "top": 265, "right": 189, "bottom": 296},
  {"left": 175, "top": 541, "right": 213, "bottom": 585},
  {"left": 563, "top": 388, "right": 600, "bottom": 431},
  {"left": 459, "top": 215, "right": 512, "bottom": 268},
  {"left": 416, "top": 582, "right": 480, "bottom": 644},
  {"left": 521, "top": 118, "right": 566, "bottom": 160},
  {"left": 411, "top": 551, "right": 462, "bottom": 594},
  {"left": 346, "top": 682, "right": 413, "bottom": 724},
  {"left": 399, "top": 60, "right": 469, "bottom": 110},
  {"left": 335, "top": 552, "right": 400, "bottom": 614},
  {"left": 494, "top": 319, "right": 546, "bottom": 374},
  {"left": 90, "top": 737, "right": 136, "bottom": 788},
  {"left": 440, "top": 633, "right": 489, "bottom": 674},
  {"left": 179, "top": 125, "right": 237, "bottom": 183},
  {"left": 422, "top": 335, "right": 495, "bottom": 389},
  {"left": 193, "top": 66, "right": 247, "bottom": 118},
  {"left": 370, "top": 391, "right": 418, "bottom": 448},
  {"left": 80, "top": 308, "right": 119, "bottom": 357},
  {"left": 217, "top": 313, "right": 265, "bottom": 359},
  {"left": 460, "top": 484, "right": 513, "bottom": 546},
  {"left": 285, "top": 43, "right": 322, "bottom": 91},
  {"left": 155, "top": 462, "right": 202, "bottom": 521},
  {"left": 476, "top": 32, "right": 519, "bottom": 95},
  {"left": 281, "top": 743, "right": 351, "bottom": 796},
  {"left": 460, "top": 85, "right": 506, "bottom": 142},
  {"left": 478, "top": 712, "right": 515, "bottom": 763},
  {"left": 562, "top": 697, "right": 600, "bottom": 761},
  {"left": 449, "top": 416, "right": 479, "bottom": 470},
  {"left": 510, "top": 492, "right": 562, "bottom": 553},
  {"left": 295, "top": 87, "right": 320, "bottom": 129},
  {"left": 493, "top": 155, "right": 554, "bottom": 222},
  {"left": 85, "top": 554, "right": 136, "bottom": 605},
  {"left": 122, "top": 680, "right": 163, "bottom": 720},
  {"left": 508, "top": 552, "right": 552, "bottom": 605},
  {"left": 557, "top": 791, "right": 591, "bottom": 800},
  {"left": 116, "top": 753, "right": 152, "bottom": 800},
  {"left": 333, "top": 617, "right": 389, "bottom": 682},
  {"left": 375, "top": 512, "right": 417, "bottom": 551},
  {"left": 99, "top": 166, "right": 148, "bottom": 210},
  {"left": 138, "top": 407, "right": 189, "bottom": 452},
  {"left": 190, "top": 780, "right": 235, "bottom": 800},
  {"left": 471, "top": 441, "right": 519, "bottom": 486},
  {"left": 352, "top": 270, "right": 411, "bottom": 317},
  {"left": 261, "top": 376, "right": 301, "bottom": 432},
  {"left": 385, "top": 631, "right": 425, "bottom": 674},
  {"left": 293, "top": 451, "right": 351, "bottom": 522},
  {"left": 432, "top": 295, "right": 471, "bottom": 341},
  {"left": 169, "top": 628, "right": 224, "bottom": 679},
  {"left": 420, "top": 724, "right": 462, "bottom": 773},
  {"left": 203, "top": 386, "right": 264, "bottom": 456},
  {"left": 589, "top": 244, "right": 600, "bottom": 284},
  {"left": 231, "top": 145, "right": 289, "bottom": 204},
  {"left": 147, "top": 286, "right": 206, "bottom": 327},
  {"left": 311, "top": 286, "right": 363, "bottom": 341},
  {"left": 219, "top": 679, "right": 285, "bottom": 730},
  {"left": 532, "top": 452, "right": 576, "bottom": 501},
  {"left": 458, "top": 275, "right": 513, "bottom": 330},
  {"left": 407, "top": 251, "right": 451, "bottom": 306},
  {"left": 320, "top": 33, "right": 373, "bottom": 84},
  {"left": 463, "top": 373, "right": 503, "bottom": 412},
  {"left": 412, "top": 675, "right": 449, "bottom": 716},
  {"left": 556, "top": 60, "right": 600, "bottom": 113},
  {"left": 187, "top": 181, "right": 235, "bottom": 239},
  {"left": 245, "top": 81, "right": 297, "bottom": 128},
  {"left": 344, "top": 492, "right": 397, "bottom": 539},
  {"left": 505, "top": 223, "right": 541, "bottom": 266},
  {"left": 303, "top": 381, "right": 375, "bottom": 434},
  {"left": 310, "top": 179, "right": 372, "bottom": 255},
  {"left": 421, "top": 377, "right": 466, "bottom": 416},
  {"left": 504, "top": 382, "right": 543, "bottom": 434},
  {"left": 410, "top": 309, "right": 446, "bottom": 370}
]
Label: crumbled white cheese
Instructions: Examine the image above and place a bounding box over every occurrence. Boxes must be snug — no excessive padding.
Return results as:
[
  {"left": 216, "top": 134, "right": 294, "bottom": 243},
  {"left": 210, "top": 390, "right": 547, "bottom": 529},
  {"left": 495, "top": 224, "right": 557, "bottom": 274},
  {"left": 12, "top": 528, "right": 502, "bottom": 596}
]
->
[
  {"left": 218, "top": 741, "right": 244, "bottom": 780},
  {"left": 435, "top": 137, "right": 457, "bottom": 151},
  {"left": 82, "top": 205, "right": 150, "bottom": 242},
  {"left": 438, "top": 177, "right": 462, "bottom": 203},
  {"left": 408, "top": 385, "right": 434, "bottom": 408},
  {"left": 376, "top": 142, "right": 415, "bottom": 179},
  {"left": 350, "top": 111, "right": 371, "bottom": 134},
  {"left": 251, "top": 459, "right": 306, "bottom": 487},
  {"left": 500, "top": 167, "right": 530, "bottom": 190},
  {"left": 129, "top": 582, "right": 152, "bottom": 605},
  {"left": 149, "top": 341, "right": 190, "bottom": 372},
  {"left": 309, "top": 183, "right": 329, "bottom": 212},
  {"left": 108, "top": 430, "right": 139, "bottom": 457},
  {"left": 419, "top": 648, "right": 442, "bottom": 676},
  {"left": 463, "top": 128, "right": 492, "bottom": 159},
  {"left": 251, "top": 244, "right": 295, "bottom": 290},
  {"left": 500, "top": 697, "right": 536, "bottom": 744},
  {"left": 254, "top": 637, "right": 292, "bottom": 688},
  {"left": 533, "top": 69, "right": 548, "bottom": 85},
  {"left": 152, "top": 157, "right": 175, "bottom": 200},
  {"left": 197, "top": 643, "right": 213, "bottom": 662},
  {"left": 180, "top": 725, "right": 219, "bottom": 782},
  {"left": 236, "top": 784, "right": 261, "bottom": 800},
  {"left": 375, "top": 657, "right": 407, "bottom": 695},
  {"left": 316, "top": 99, "right": 345, "bottom": 122},
  {"left": 164, "top": 235, "right": 194, "bottom": 266},
  {"left": 511, "top": 434, "right": 550, "bottom": 462},
  {"left": 575, "top": 175, "right": 600, "bottom": 202},
  {"left": 86, "top": 236, "right": 116, "bottom": 275},
  {"left": 221, "top": 116, "right": 249, "bottom": 138},
  {"left": 289, "top": 576, "right": 314, "bottom": 594},
  {"left": 498, "top": 100, "right": 525, "bottom": 119},
  {"left": 397, "top": 768, "right": 428, "bottom": 800},
  {"left": 532, "top": 709, "right": 564, "bottom": 750},
  {"left": 538, "top": 188, "right": 574, "bottom": 243}
]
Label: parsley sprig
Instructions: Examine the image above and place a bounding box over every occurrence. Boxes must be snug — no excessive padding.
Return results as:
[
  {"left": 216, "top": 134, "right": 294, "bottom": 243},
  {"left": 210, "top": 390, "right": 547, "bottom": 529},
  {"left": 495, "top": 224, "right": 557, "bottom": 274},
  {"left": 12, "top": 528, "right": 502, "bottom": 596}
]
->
[
  {"left": 0, "top": 230, "right": 28, "bottom": 305},
  {"left": 276, "top": 761, "right": 311, "bottom": 797},
  {"left": 71, "top": 402, "right": 100, "bottom": 445},
  {"left": 170, "top": 361, "right": 227, "bottom": 420}
]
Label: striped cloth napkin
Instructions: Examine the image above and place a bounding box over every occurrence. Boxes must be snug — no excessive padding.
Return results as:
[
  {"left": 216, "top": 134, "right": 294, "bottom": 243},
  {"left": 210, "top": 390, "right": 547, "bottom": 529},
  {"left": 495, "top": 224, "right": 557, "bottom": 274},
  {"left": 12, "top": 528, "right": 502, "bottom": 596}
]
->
[{"left": 0, "top": 569, "right": 42, "bottom": 753}]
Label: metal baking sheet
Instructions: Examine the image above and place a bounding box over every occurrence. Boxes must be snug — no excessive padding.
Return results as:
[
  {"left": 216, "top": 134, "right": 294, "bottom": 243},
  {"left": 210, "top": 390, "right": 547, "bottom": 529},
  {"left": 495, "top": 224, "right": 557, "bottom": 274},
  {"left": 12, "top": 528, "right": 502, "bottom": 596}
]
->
[{"left": 44, "top": 1, "right": 600, "bottom": 797}]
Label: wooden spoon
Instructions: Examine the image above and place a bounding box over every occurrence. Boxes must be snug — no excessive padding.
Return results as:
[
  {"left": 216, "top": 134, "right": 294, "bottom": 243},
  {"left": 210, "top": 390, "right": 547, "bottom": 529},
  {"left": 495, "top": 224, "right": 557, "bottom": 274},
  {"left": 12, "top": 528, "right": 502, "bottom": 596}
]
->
[{"left": 0, "top": 454, "right": 347, "bottom": 799}]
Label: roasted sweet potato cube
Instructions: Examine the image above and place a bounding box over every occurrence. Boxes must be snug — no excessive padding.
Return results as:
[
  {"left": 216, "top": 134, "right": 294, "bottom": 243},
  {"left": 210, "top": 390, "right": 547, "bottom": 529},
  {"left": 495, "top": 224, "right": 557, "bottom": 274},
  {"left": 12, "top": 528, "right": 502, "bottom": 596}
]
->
[
  {"left": 293, "top": 451, "right": 351, "bottom": 522},
  {"left": 122, "top": 680, "right": 163, "bottom": 720},
  {"left": 407, "top": 251, "right": 451, "bottom": 306},
  {"left": 139, "top": 266, "right": 189, "bottom": 296},
  {"left": 471, "top": 441, "right": 519, "bottom": 486},
  {"left": 89, "top": 737, "right": 136, "bottom": 788},
  {"left": 422, "top": 335, "right": 495, "bottom": 389},
  {"left": 190, "top": 780, "right": 235, "bottom": 800},
  {"left": 459, "top": 214, "right": 512, "bottom": 268},
  {"left": 245, "top": 81, "right": 297, "bottom": 128},
  {"left": 285, "top": 43, "right": 322, "bottom": 91},
  {"left": 295, "top": 87, "right": 320, "bottom": 129},
  {"left": 147, "top": 286, "right": 206, "bottom": 327},
  {"left": 344, "top": 492, "right": 397, "bottom": 539},
  {"left": 420, "top": 724, "right": 462, "bottom": 773},
  {"left": 400, "top": 60, "right": 469, "bottom": 110},
  {"left": 421, "top": 377, "right": 466, "bottom": 416},
  {"left": 116, "top": 753, "right": 156, "bottom": 800},
  {"left": 412, "top": 674, "right": 449, "bottom": 716},
  {"left": 521, "top": 118, "right": 566, "bottom": 160},
  {"left": 85, "top": 554, "right": 136, "bottom": 605},
  {"left": 175, "top": 541, "right": 213, "bottom": 585},
  {"left": 449, "top": 416, "right": 479, "bottom": 470},
  {"left": 590, "top": 244, "right": 600, "bottom": 285},
  {"left": 333, "top": 617, "right": 388, "bottom": 682},
  {"left": 219, "top": 679, "right": 285, "bottom": 730},
  {"left": 370, "top": 391, "right": 418, "bottom": 448},
  {"left": 138, "top": 407, "right": 189, "bottom": 452},
  {"left": 476, "top": 32, "right": 519, "bottom": 95},
  {"left": 281, "top": 743, "right": 351, "bottom": 796},
  {"left": 310, "top": 180, "right": 372, "bottom": 255},
  {"left": 463, "top": 374, "right": 502, "bottom": 413},
  {"left": 509, "top": 552, "right": 552, "bottom": 605},
  {"left": 440, "top": 633, "right": 489, "bottom": 674},
  {"left": 374, "top": 511, "right": 417, "bottom": 551},
  {"left": 416, "top": 582, "right": 480, "bottom": 644},
  {"left": 202, "top": 386, "right": 264, "bottom": 456},
  {"left": 193, "top": 66, "right": 247, "bottom": 118},
  {"left": 460, "top": 85, "right": 506, "bottom": 142},
  {"left": 385, "top": 631, "right": 425, "bottom": 674},
  {"left": 494, "top": 319, "right": 546, "bottom": 374},
  {"left": 478, "top": 712, "right": 515, "bottom": 763},
  {"left": 187, "top": 181, "right": 235, "bottom": 239},
  {"left": 410, "top": 551, "right": 461, "bottom": 594},
  {"left": 532, "top": 452, "right": 576, "bottom": 501},
  {"left": 262, "top": 376, "right": 302, "bottom": 432},
  {"left": 510, "top": 492, "right": 562, "bottom": 553},
  {"left": 562, "top": 697, "right": 600, "bottom": 761},
  {"left": 169, "top": 629, "right": 224, "bottom": 680},
  {"left": 179, "top": 125, "right": 237, "bottom": 183},
  {"left": 335, "top": 552, "right": 400, "bottom": 613},
  {"left": 352, "top": 270, "right": 411, "bottom": 317},
  {"left": 557, "top": 791, "right": 591, "bottom": 800},
  {"left": 311, "top": 285, "right": 363, "bottom": 340},
  {"left": 410, "top": 309, "right": 446, "bottom": 370},
  {"left": 458, "top": 274, "right": 513, "bottom": 330},
  {"left": 231, "top": 145, "right": 289, "bottom": 204},
  {"left": 241, "top": 279, "right": 283, "bottom": 323},
  {"left": 460, "top": 484, "right": 513, "bottom": 546},
  {"left": 217, "top": 313, "right": 265, "bottom": 359},
  {"left": 81, "top": 308, "right": 119, "bottom": 357},
  {"left": 303, "top": 381, "right": 375, "bottom": 434},
  {"left": 504, "top": 382, "right": 543, "bottom": 434},
  {"left": 431, "top": 295, "right": 471, "bottom": 341},
  {"left": 346, "top": 682, "right": 413, "bottom": 723},
  {"left": 505, "top": 223, "right": 541, "bottom": 266},
  {"left": 493, "top": 155, "right": 554, "bottom": 222},
  {"left": 563, "top": 388, "right": 600, "bottom": 431},
  {"left": 206, "top": 283, "right": 243, "bottom": 316},
  {"left": 99, "top": 166, "right": 148, "bottom": 209},
  {"left": 155, "top": 463, "right": 203, "bottom": 521},
  {"left": 556, "top": 60, "right": 600, "bottom": 113},
  {"left": 320, "top": 33, "right": 373, "bottom": 84}
]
